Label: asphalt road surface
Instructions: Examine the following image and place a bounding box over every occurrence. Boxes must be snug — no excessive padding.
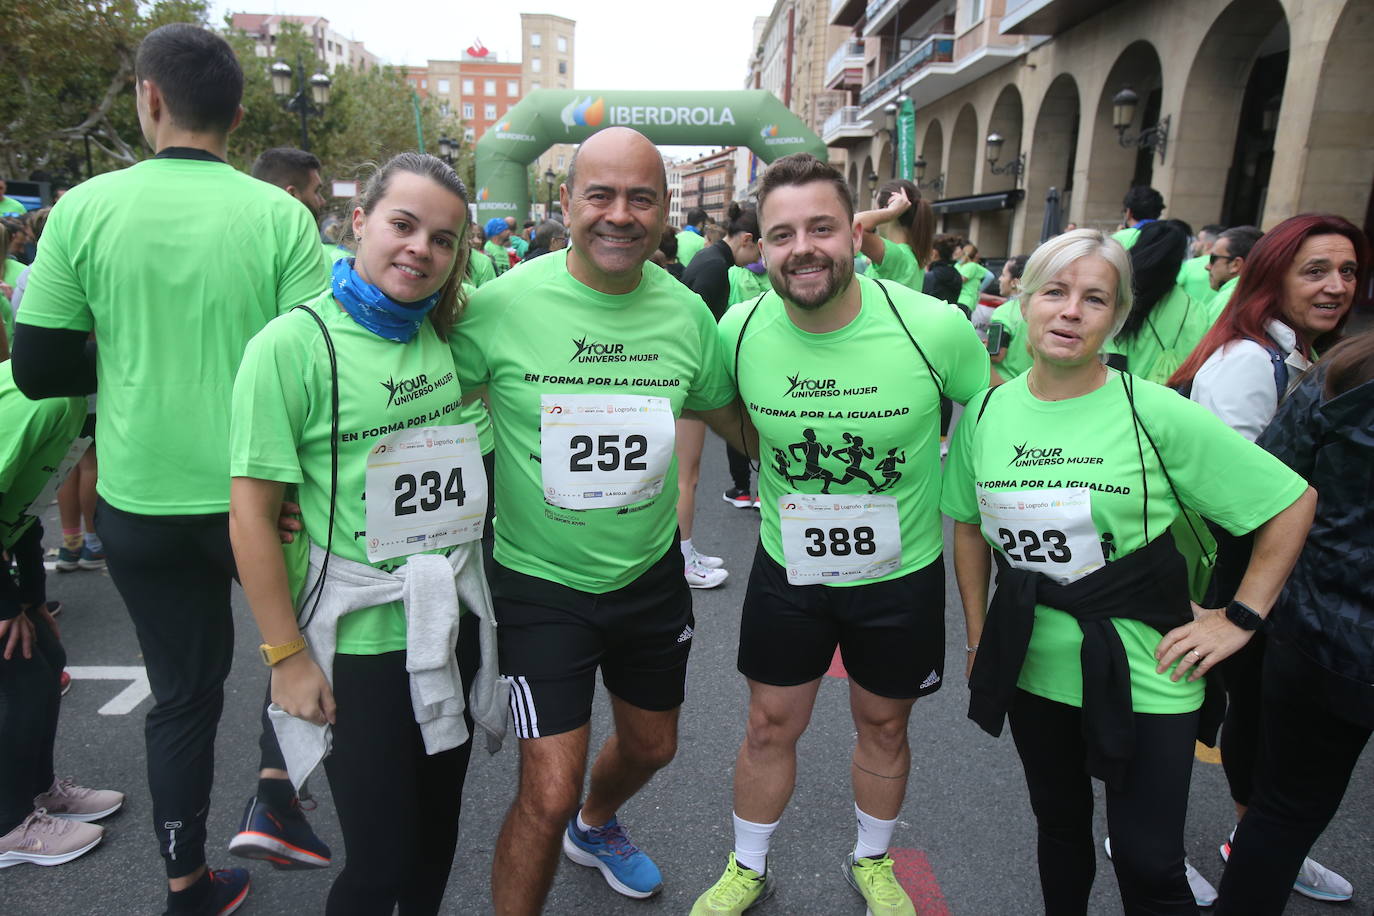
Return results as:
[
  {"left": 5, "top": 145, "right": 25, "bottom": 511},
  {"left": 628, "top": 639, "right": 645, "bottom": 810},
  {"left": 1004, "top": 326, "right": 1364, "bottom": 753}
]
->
[{"left": 6, "top": 438, "right": 1371, "bottom": 915}]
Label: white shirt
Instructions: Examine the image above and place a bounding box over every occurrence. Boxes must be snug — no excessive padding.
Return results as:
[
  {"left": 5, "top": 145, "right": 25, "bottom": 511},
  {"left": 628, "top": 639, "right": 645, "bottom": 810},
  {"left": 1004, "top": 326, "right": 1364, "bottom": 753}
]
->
[{"left": 1190, "top": 319, "right": 1311, "bottom": 441}]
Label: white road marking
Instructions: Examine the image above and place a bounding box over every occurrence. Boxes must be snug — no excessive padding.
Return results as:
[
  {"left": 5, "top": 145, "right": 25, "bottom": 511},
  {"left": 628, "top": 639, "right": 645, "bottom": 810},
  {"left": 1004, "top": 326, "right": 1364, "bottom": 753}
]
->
[{"left": 64, "top": 666, "right": 152, "bottom": 715}]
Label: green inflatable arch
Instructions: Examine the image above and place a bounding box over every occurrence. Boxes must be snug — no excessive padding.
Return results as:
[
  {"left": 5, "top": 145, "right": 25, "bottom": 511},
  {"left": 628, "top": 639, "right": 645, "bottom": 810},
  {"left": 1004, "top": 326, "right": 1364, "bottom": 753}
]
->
[{"left": 473, "top": 89, "right": 829, "bottom": 225}]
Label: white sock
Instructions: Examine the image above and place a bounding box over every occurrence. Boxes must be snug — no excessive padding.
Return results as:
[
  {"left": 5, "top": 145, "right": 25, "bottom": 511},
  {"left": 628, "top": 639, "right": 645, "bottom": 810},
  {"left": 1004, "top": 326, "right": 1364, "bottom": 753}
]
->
[
  {"left": 853, "top": 803, "right": 897, "bottom": 862},
  {"left": 576, "top": 809, "right": 602, "bottom": 833},
  {"left": 732, "top": 812, "right": 779, "bottom": 874},
  {"left": 680, "top": 538, "right": 694, "bottom": 562}
]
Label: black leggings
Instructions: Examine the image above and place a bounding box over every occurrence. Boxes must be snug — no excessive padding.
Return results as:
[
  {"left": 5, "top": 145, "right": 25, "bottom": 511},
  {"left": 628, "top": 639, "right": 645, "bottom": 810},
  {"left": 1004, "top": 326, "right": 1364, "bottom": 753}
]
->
[
  {"left": 1215, "top": 639, "right": 1372, "bottom": 915},
  {"left": 323, "top": 610, "right": 479, "bottom": 916},
  {"left": 95, "top": 500, "right": 237, "bottom": 878},
  {"left": 1008, "top": 690, "right": 1199, "bottom": 916},
  {"left": 726, "top": 442, "right": 751, "bottom": 493},
  {"left": 0, "top": 523, "right": 63, "bottom": 833}
]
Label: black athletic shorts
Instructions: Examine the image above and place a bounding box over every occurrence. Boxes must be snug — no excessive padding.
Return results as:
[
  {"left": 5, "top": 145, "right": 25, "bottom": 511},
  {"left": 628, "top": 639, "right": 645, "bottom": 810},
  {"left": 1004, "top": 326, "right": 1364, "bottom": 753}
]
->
[
  {"left": 492, "top": 543, "right": 694, "bottom": 739},
  {"left": 738, "top": 547, "right": 945, "bottom": 699}
]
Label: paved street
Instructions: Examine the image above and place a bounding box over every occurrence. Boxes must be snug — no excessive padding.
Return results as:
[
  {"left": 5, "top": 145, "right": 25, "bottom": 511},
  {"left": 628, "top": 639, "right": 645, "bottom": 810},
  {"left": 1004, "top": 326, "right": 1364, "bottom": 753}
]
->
[{"left": 5, "top": 438, "right": 1371, "bottom": 915}]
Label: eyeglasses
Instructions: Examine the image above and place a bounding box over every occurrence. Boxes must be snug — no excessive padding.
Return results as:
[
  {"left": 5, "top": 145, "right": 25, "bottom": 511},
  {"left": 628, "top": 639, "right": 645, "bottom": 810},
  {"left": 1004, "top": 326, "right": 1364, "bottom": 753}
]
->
[{"left": 1209, "top": 254, "right": 1239, "bottom": 266}]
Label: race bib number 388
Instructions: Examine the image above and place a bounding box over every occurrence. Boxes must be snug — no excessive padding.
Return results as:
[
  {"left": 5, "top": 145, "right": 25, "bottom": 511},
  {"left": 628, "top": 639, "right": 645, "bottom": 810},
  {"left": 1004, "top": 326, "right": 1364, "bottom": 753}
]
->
[
  {"left": 540, "top": 394, "right": 675, "bottom": 509},
  {"left": 780, "top": 494, "right": 902, "bottom": 585},
  {"left": 364, "top": 424, "right": 487, "bottom": 562}
]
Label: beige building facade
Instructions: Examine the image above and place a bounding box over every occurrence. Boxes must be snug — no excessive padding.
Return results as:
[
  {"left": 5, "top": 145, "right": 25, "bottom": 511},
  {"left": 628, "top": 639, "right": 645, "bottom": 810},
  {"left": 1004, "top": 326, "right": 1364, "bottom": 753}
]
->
[{"left": 826, "top": 0, "right": 1373, "bottom": 258}]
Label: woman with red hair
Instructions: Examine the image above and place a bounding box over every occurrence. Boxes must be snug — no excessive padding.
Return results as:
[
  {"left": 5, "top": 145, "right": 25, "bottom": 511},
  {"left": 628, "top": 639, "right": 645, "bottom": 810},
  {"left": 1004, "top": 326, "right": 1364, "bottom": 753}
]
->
[{"left": 1167, "top": 212, "right": 1367, "bottom": 905}]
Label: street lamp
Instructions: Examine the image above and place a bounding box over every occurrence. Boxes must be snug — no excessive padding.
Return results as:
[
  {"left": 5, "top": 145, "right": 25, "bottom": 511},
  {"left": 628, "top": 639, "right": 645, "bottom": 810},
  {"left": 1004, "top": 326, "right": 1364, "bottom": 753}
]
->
[
  {"left": 1111, "top": 86, "right": 1170, "bottom": 163},
  {"left": 271, "top": 54, "right": 332, "bottom": 152},
  {"left": 544, "top": 167, "right": 556, "bottom": 215},
  {"left": 874, "top": 95, "right": 906, "bottom": 180},
  {"left": 914, "top": 154, "right": 944, "bottom": 197},
  {"left": 436, "top": 136, "right": 458, "bottom": 166},
  {"left": 984, "top": 131, "right": 1026, "bottom": 186}
]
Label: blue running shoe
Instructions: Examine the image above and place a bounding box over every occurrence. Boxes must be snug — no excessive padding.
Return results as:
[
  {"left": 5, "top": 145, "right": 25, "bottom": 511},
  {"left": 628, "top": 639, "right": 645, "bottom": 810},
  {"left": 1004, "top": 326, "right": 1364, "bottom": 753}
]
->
[
  {"left": 54, "top": 546, "right": 81, "bottom": 572},
  {"left": 164, "top": 868, "right": 250, "bottom": 916},
  {"left": 228, "top": 795, "right": 330, "bottom": 869},
  {"left": 562, "top": 813, "right": 663, "bottom": 899}
]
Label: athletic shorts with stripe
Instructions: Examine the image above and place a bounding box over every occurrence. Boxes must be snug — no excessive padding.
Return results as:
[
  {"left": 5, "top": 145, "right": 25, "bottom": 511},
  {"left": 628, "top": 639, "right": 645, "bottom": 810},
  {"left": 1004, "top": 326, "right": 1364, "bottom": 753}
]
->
[
  {"left": 492, "top": 543, "right": 694, "bottom": 739},
  {"left": 737, "top": 548, "right": 946, "bottom": 699}
]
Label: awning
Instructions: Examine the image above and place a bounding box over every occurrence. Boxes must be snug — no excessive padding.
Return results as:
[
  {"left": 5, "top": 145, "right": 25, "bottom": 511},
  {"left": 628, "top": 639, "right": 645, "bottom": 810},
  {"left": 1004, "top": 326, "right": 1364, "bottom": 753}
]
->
[{"left": 931, "top": 189, "right": 1024, "bottom": 215}]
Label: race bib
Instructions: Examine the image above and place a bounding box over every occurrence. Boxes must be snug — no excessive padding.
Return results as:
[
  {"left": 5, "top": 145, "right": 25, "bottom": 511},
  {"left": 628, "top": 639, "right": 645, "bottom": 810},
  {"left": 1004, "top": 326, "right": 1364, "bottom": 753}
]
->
[
  {"left": 540, "top": 394, "right": 675, "bottom": 509},
  {"left": 780, "top": 494, "right": 902, "bottom": 585},
  {"left": 976, "top": 486, "right": 1103, "bottom": 584},
  {"left": 25, "top": 436, "right": 91, "bottom": 517},
  {"left": 364, "top": 424, "right": 487, "bottom": 562}
]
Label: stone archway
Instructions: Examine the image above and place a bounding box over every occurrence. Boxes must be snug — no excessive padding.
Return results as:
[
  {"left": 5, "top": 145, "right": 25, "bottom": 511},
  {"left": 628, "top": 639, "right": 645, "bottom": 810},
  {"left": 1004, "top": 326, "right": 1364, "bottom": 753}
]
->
[
  {"left": 860, "top": 154, "right": 875, "bottom": 207},
  {"left": 877, "top": 140, "right": 894, "bottom": 185},
  {"left": 1024, "top": 74, "right": 1081, "bottom": 250},
  {"left": 920, "top": 118, "right": 944, "bottom": 200},
  {"left": 1082, "top": 41, "right": 1163, "bottom": 230},
  {"left": 1171, "top": 0, "right": 1288, "bottom": 229},
  {"left": 974, "top": 84, "right": 1024, "bottom": 256},
  {"left": 847, "top": 161, "right": 860, "bottom": 204},
  {"left": 946, "top": 104, "right": 979, "bottom": 200},
  {"left": 1285, "top": 0, "right": 1374, "bottom": 223}
]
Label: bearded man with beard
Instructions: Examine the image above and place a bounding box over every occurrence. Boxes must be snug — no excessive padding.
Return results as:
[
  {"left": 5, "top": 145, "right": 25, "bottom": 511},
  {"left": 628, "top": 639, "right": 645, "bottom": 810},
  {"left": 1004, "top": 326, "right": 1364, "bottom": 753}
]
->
[{"left": 691, "top": 153, "right": 990, "bottom": 916}]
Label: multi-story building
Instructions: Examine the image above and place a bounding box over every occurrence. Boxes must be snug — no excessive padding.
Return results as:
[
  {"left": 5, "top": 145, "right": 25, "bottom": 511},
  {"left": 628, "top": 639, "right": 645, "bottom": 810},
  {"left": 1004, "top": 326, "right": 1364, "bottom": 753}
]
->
[
  {"left": 521, "top": 14, "right": 577, "bottom": 180},
  {"left": 667, "top": 159, "right": 685, "bottom": 228},
  {"left": 821, "top": 0, "right": 1371, "bottom": 257},
  {"left": 229, "top": 13, "right": 378, "bottom": 71},
  {"left": 747, "top": 1, "right": 855, "bottom": 140},
  {"left": 405, "top": 53, "right": 524, "bottom": 143},
  {"left": 677, "top": 148, "right": 739, "bottom": 225}
]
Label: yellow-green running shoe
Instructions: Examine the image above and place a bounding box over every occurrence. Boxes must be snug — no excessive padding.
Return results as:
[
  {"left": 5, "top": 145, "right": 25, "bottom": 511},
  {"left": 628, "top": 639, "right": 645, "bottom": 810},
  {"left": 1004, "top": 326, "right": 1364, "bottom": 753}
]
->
[
  {"left": 845, "top": 854, "right": 915, "bottom": 916},
  {"left": 690, "top": 852, "right": 774, "bottom": 914}
]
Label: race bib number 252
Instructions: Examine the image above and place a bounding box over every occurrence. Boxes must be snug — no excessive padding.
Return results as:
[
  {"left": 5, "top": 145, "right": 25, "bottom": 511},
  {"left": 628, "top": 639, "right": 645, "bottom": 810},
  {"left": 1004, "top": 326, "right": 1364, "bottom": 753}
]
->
[{"left": 540, "top": 394, "right": 675, "bottom": 509}]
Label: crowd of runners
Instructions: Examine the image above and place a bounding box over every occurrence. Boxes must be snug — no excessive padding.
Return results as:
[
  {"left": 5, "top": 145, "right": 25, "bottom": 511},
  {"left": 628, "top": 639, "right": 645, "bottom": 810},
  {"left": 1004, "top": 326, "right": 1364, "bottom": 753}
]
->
[{"left": 0, "top": 22, "right": 1371, "bottom": 916}]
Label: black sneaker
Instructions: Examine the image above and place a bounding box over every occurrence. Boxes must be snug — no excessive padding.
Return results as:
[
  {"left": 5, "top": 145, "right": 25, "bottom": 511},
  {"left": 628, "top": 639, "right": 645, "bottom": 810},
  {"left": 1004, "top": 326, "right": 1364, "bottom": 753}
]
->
[
  {"left": 228, "top": 795, "right": 330, "bottom": 869},
  {"left": 722, "top": 488, "right": 754, "bottom": 509},
  {"left": 164, "top": 868, "right": 250, "bottom": 916}
]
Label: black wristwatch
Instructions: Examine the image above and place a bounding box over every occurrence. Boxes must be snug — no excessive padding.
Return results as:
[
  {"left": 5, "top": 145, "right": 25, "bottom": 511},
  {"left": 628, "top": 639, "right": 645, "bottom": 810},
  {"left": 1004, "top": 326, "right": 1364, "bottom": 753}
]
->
[{"left": 1225, "top": 600, "right": 1266, "bottom": 632}]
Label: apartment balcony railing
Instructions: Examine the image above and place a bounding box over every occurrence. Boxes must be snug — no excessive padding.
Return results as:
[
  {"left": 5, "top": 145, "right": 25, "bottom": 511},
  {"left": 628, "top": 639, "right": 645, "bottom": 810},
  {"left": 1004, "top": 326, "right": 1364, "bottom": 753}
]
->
[
  {"left": 825, "top": 40, "right": 867, "bottom": 86},
  {"left": 821, "top": 105, "right": 874, "bottom": 146},
  {"left": 858, "top": 32, "right": 954, "bottom": 106},
  {"left": 865, "top": 0, "right": 900, "bottom": 27}
]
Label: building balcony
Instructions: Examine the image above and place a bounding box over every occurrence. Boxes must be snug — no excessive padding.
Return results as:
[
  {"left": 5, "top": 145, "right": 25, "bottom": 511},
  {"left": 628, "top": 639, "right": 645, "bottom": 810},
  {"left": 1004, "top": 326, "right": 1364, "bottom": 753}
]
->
[
  {"left": 1000, "top": 0, "right": 1126, "bottom": 35},
  {"left": 863, "top": 0, "right": 945, "bottom": 37},
  {"left": 825, "top": 41, "right": 867, "bottom": 90},
  {"left": 830, "top": 0, "right": 866, "bottom": 27},
  {"left": 821, "top": 106, "right": 874, "bottom": 148},
  {"left": 858, "top": 32, "right": 953, "bottom": 107}
]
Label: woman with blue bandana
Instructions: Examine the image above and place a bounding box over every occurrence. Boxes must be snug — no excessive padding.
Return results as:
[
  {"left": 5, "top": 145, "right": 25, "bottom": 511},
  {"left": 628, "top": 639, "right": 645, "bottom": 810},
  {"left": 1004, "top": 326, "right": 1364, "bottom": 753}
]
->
[{"left": 227, "top": 152, "right": 501, "bottom": 915}]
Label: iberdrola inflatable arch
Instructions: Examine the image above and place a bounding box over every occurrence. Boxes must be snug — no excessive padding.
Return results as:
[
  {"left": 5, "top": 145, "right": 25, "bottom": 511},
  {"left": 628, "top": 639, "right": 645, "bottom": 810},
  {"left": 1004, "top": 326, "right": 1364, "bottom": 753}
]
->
[{"left": 473, "top": 89, "right": 830, "bottom": 225}]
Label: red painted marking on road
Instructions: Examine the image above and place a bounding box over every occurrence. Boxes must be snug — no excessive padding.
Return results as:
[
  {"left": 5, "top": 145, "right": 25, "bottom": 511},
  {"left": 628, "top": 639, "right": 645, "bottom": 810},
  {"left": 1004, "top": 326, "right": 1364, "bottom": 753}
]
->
[
  {"left": 826, "top": 647, "right": 847, "bottom": 678},
  {"left": 889, "top": 848, "right": 951, "bottom": 916}
]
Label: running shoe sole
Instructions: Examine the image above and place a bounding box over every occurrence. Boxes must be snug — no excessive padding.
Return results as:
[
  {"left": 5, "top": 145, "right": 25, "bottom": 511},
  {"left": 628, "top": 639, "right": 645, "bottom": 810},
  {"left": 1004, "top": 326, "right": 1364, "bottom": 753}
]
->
[
  {"left": 1220, "top": 842, "right": 1353, "bottom": 903},
  {"left": 48, "top": 800, "right": 123, "bottom": 823},
  {"left": 77, "top": 558, "right": 106, "bottom": 570},
  {"left": 0, "top": 831, "right": 101, "bottom": 868},
  {"left": 229, "top": 830, "right": 330, "bottom": 869},
  {"left": 561, "top": 830, "right": 663, "bottom": 899},
  {"left": 722, "top": 494, "right": 753, "bottom": 509}
]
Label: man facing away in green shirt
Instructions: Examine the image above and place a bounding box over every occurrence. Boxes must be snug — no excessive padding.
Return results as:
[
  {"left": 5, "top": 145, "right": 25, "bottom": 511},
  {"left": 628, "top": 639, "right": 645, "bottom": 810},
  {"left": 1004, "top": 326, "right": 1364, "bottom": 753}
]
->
[
  {"left": 0, "top": 179, "right": 25, "bottom": 218},
  {"left": 676, "top": 206, "right": 709, "bottom": 266},
  {"left": 1110, "top": 185, "right": 1165, "bottom": 250},
  {"left": 251, "top": 147, "right": 333, "bottom": 284}
]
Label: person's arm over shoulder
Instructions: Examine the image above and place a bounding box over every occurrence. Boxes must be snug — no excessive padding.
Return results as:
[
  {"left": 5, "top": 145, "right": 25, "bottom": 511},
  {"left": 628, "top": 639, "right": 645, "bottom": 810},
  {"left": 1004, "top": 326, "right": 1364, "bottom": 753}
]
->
[
  {"left": 275, "top": 200, "right": 331, "bottom": 311},
  {"left": 919, "top": 294, "right": 991, "bottom": 404},
  {"left": 1190, "top": 340, "right": 1279, "bottom": 441},
  {"left": 449, "top": 282, "right": 499, "bottom": 392}
]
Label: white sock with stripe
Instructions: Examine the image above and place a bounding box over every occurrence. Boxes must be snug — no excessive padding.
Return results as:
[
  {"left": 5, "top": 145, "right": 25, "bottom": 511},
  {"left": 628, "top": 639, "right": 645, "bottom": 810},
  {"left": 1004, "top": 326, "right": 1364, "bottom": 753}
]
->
[
  {"left": 733, "top": 812, "right": 779, "bottom": 874},
  {"left": 853, "top": 803, "right": 897, "bottom": 862}
]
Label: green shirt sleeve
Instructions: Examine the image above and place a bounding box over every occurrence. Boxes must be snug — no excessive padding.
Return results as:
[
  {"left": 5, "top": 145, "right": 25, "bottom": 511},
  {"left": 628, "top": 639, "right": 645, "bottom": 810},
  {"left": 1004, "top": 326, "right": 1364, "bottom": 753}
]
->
[
  {"left": 450, "top": 286, "right": 496, "bottom": 392},
  {"left": 939, "top": 388, "right": 987, "bottom": 524},
  {"left": 682, "top": 294, "right": 737, "bottom": 411},
  {"left": 276, "top": 208, "right": 331, "bottom": 313},
  {"left": 14, "top": 198, "right": 91, "bottom": 332},
  {"left": 927, "top": 299, "right": 992, "bottom": 405},
  {"left": 230, "top": 315, "right": 312, "bottom": 484}
]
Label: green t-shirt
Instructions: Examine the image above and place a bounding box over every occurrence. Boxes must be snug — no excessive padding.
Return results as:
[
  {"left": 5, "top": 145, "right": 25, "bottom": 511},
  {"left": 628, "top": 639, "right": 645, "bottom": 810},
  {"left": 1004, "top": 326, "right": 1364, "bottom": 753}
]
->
[
  {"left": 988, "top": 298, "right": 1033, "bottom": 379},
  {"left": 956, "top": 260, "right": 991, "bottom": 308},
  {"left": 727, "top": 265, "right": 771, "bottom": 306},
  {"left": 1206, "top": 276, "right": 1238, "bottom": 322},
  {"left": 452, "top": 251, "right": 736, "bottom": 592},
  {"left": 1, "top": 259, "right": 21, "bottom": 347},
  {"left": 468, "top": 249, "right": 497, "bottom": 288},
  {"left": 721, "top": 275, "right": 990, "bottom": 582},
  {"left": 18, "top": 157, "right": 328, "bottom": 515},
  {"left": 941, "top": 371, "right": 1307, "bottom": 713},
  {"left": 0, "top": 361, "right": 85, "bottom": 548},
  {"left": 230, "top": 292, "right": 469, "bottom": 654},
  {"left": 455, "top": 282, "right": 492, "bottom": 454},
  {"left": 0, "top": 196, "right": 25, "bottom": 217},
  {"left": 677, "top": 228, "right": 706, "bottom": 266},
  {"left": 484, "top": 240, "right": 511, "bottom": 276},
  {"left": 1103, "top": 287, "right": 1209, "bottom": 385},
  {"left": 1176, "top": 255, "right": 1211, "bottom": 304},
  {"left": 323, "top": 242, "right": 351, "bottom": 264},
  {"left": 1111, "top": 226, "right": 1141, "bottom": 249},
  {"left": 867, "top": 238, "right": 924, "bottom": 293}
]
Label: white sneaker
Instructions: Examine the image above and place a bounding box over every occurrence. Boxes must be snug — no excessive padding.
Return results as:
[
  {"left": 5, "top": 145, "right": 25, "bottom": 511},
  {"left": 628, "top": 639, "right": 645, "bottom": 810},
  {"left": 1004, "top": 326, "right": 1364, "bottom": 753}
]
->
[
  {"left": 690, "top": 548, "right": 724, "bottom": 569},
  {"left": 0, "top": 809, "right": 103, "bottom": 868},
  {"left": 1219, "top": 827, "right": 1352, "bottom": 902},
  {"left": 1104, "top": 837, "right": 1216, "bottom": 908},
  {"left": 685, "top": 558, "right": 728, "bottom": 589}
]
